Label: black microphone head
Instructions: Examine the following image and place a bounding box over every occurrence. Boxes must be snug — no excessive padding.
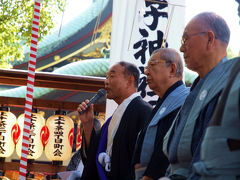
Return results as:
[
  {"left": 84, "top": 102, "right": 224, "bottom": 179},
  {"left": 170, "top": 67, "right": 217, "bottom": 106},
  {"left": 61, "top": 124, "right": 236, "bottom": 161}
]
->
[{"left": 97, "top": 89, "right": 106, "bottom": 98}]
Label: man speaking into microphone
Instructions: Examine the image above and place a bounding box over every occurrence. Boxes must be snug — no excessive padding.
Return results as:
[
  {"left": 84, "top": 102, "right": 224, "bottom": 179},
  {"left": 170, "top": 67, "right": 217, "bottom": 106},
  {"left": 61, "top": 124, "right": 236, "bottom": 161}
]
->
[{"left": 76, "top": 61, "right": 152, "bottom": 180}]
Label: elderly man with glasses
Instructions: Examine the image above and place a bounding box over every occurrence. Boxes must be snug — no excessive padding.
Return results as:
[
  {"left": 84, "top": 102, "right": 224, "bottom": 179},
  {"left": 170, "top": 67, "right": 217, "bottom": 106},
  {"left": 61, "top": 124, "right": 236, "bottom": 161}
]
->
[
  {"left": 190, "top": 3, "right": 240, "bottom": 180},
  {"left": 162, "top": 12, "right": 239, "bottom": 180},
  {"left": 132, "top": 48, "right": 189, "bottom": 180}
]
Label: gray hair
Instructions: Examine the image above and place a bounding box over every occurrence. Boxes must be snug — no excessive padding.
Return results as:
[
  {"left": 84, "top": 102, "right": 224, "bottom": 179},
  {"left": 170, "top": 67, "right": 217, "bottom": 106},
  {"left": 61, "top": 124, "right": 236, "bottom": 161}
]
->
[
  {"left": 152, "top": 48, "right": 183, "bottom": 77},
  {"left": 194, "top": 12, "right": 230, "bottom": 44}
]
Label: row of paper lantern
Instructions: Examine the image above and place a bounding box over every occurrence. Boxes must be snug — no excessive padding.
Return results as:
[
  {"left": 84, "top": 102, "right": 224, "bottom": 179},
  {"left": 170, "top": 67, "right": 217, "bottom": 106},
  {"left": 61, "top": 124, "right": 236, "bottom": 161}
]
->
[{"left": 0, "top": 107, "right": 81, "bottom": 161}]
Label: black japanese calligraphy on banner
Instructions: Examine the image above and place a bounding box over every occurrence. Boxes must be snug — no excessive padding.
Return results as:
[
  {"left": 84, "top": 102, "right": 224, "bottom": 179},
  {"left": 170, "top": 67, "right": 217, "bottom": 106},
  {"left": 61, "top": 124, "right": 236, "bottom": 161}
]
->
[
  {"left": 145, "top": 1, "right": 168, "bottom": 31},
  {"left": 108, "top": 0, "right": 184, "bottom": 118},
  {"left": 133, "top": 0, "right": 168, "bottom": 105}
]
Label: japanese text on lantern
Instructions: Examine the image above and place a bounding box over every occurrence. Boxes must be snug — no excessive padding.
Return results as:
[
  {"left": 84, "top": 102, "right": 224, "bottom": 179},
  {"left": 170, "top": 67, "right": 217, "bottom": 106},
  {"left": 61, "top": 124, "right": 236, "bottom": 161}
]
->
[
  {"left": 28, "top": 114, "right": 37, "bottom": 156},
  {"left": 53, "top": 116, "right": 65, "bottom": 157},
  {"left": 0, "top": 112, "right": 7, "bottom": 154}
]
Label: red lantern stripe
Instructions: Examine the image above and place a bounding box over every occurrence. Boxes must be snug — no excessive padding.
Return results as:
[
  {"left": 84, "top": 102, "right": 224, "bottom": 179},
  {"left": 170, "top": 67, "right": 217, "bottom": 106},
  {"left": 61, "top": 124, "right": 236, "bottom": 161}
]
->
[{"left": 19, "top": 0, "right": 41, "bottom": 179}]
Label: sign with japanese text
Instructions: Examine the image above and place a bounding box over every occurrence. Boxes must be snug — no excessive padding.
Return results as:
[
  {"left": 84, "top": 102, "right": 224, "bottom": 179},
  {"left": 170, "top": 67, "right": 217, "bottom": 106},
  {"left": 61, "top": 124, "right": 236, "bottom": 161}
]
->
[{"left": 107, "top": 0, "right": 185, "bottom": 117}]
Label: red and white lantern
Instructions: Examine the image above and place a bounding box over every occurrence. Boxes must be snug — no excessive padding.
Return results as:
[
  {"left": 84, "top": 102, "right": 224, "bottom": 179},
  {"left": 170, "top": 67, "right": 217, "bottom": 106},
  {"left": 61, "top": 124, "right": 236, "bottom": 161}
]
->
[
  {"left": 45, "top": 111, "right": 74, "bottom": 162},
  {"left": 16, "top": 110, "right": 45, "bottom": 160},
  {"left": 0, "top": 107, "right": 16, "bottom": 158}
]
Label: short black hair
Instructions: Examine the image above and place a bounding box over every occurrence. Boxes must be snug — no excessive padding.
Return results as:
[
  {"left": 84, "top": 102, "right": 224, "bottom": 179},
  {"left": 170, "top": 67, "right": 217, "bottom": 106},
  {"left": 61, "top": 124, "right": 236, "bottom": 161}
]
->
[{"left": 118, "top": 61, "right": 140, "bottom": 88}]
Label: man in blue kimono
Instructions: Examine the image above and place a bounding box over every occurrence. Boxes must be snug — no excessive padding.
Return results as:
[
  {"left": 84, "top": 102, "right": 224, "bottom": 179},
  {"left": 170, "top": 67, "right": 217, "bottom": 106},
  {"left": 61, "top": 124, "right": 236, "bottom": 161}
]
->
[
  {"left": 77, "top": 61, "right": 152, "bottom": 180},
  {"left": 191, "top": 3, "right": 240, "bottom": 180},
  {"left": 163, "top": 12, "right": 237, "bottom": 180},
  {"left": 132, "top": 48, "right": 189, "bottom": 180}
]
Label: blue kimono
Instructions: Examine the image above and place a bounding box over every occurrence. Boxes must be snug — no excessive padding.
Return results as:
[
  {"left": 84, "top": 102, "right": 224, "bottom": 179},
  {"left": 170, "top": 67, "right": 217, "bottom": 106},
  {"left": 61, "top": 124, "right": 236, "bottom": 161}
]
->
[
  {"left": 193, "top": 57, "right": 240, "bottom": 180},
  {"left": 132, "top": 80, "right": 189, "bottom": 180},
  {"left": 163, "top": 57, "right": 237, "bottom": 180}
]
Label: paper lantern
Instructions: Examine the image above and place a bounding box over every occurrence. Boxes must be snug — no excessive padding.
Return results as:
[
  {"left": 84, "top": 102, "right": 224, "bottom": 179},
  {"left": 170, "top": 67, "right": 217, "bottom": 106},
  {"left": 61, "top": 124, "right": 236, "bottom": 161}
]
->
[
  {"left": 16, "top": 110, "right": 46, "bottom": 160},
  {"left": 0, "top": 107, "right": 16, "bottom": 158},
  {"left": 45, "top": 111, "right": 74, "bottom": 161}
]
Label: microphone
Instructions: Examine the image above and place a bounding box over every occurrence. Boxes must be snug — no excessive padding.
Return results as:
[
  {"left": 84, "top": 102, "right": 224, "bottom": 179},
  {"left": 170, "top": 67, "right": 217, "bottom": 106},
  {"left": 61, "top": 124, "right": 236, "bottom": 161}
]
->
[{"left": 79, "top": 89, "right": 106, "bottom": 115}]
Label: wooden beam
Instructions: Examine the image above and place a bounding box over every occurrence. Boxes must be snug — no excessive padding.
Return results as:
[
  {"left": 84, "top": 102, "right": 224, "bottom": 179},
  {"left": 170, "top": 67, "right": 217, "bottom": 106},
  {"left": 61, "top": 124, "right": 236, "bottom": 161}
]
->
[
  {"left": 0, "top": 69, "right": 105, "bottom": 93},
  {"left": 1, "top": 162, "right": 66, "bottom": 174},
  {"left": 0, "top": 96, "right": 106, "bottom": 112}
]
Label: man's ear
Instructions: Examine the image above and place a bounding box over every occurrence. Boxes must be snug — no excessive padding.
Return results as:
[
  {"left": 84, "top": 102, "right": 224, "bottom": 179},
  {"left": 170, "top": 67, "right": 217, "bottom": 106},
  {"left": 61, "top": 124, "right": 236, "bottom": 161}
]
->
[
  {"left": 207, "top": 31, "right": 215, "bottom": 48},
  {"left": 169, "top": 63, "right": 177, "bottom": 77},
  {"left": 128, "top": 75, "right": 135, "bottom": 87}
]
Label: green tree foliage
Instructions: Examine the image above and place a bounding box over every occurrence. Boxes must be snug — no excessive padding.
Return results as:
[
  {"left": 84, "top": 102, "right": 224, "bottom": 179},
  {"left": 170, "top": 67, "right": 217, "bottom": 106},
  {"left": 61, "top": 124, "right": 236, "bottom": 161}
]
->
[
  {"left": 227, "top": 47, "right": 239, "bottom": 59},
  {"left": 0, "top": 0, "right": 65, "bottom": 67}
]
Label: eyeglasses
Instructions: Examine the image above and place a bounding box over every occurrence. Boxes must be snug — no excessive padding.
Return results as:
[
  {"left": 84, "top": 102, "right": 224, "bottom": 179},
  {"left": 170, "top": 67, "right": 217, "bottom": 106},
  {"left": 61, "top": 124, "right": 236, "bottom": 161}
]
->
[
  {"left": 181, "top": 31, "right": 207, "bottom": 46},
  {"left": 144, "top": 59, "right": 170, "bottom": 71}
]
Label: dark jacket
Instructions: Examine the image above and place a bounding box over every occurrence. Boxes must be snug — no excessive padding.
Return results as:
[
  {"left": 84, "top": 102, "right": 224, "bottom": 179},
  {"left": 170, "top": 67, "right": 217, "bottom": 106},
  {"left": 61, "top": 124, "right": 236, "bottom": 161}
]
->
[{"left": 71, "top": 96, "right": 152, "bottom": 180}]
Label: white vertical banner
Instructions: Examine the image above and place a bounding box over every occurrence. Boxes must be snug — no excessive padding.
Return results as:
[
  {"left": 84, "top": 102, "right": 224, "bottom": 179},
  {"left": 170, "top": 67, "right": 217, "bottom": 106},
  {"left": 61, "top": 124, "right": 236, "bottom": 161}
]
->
[{"left": 107, "top": 0, "right": 185, "bottom": 118}]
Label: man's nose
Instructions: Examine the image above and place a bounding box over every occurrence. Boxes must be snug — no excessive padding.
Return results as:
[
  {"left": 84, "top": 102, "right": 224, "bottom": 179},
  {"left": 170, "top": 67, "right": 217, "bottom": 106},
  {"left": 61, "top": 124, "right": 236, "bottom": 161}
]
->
[
  {"left": 105, "top": 78, "right": 109, "bottom": 85},
  {"left": 180, "top": 44, "right": 185, "bottom": 53},
  {"left": 144, "top": 68, "right": 149, "bottom": 75}
]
